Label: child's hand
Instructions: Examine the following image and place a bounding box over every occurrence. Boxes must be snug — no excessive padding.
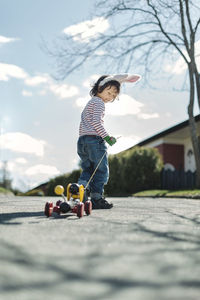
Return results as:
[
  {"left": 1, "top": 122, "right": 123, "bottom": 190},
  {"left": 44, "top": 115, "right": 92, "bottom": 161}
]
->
[{"left": 104, "top": 136, "right": 117, "bottom": 146}]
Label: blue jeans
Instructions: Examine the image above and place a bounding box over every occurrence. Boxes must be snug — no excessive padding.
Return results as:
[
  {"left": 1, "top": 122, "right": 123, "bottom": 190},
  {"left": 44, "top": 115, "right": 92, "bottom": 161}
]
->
[{"left": 77, "top": 135, "right": 109, "bottom": 200}]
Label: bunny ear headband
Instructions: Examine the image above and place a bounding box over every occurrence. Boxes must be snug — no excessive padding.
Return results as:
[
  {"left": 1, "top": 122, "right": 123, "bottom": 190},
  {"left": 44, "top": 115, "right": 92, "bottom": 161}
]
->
[{"left": 99, "top": 73, "right": 141, "bottom": 86}]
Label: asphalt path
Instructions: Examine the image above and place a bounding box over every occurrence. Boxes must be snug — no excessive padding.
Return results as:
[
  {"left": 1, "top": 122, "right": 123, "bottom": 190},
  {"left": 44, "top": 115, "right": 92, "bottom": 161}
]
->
[{"left": 0, "top": 196, "right": 200, "bottom": 300}]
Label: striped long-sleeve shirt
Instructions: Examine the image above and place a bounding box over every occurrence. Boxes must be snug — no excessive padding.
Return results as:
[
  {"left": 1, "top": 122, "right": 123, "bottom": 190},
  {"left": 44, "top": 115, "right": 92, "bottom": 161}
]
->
[{"left": 79, "top": 96, "right": 108, "bottom": 138}]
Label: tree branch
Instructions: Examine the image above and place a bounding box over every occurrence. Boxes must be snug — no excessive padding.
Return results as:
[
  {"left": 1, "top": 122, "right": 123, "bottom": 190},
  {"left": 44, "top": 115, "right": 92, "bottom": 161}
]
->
[
  {"left": 194, "top": 18, "right": 200, "bottom": 33},
  {"left": 179, "top": 0, "right": 191, "bottom": 55},
  {"left": 146, "top": 0, "right": 189, "bottom": 64}
]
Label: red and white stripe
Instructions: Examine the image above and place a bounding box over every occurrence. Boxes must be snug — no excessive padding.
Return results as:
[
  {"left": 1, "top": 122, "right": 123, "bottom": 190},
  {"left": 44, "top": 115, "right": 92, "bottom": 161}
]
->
[{"left": 79, "top": 96, "right": 108, "bottom": 138}]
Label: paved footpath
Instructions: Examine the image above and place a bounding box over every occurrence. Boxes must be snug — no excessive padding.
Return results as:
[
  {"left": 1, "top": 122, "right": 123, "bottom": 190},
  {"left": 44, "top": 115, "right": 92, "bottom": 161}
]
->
[{"left": 0, "top": 196, "right": 200, "bottom": 300}]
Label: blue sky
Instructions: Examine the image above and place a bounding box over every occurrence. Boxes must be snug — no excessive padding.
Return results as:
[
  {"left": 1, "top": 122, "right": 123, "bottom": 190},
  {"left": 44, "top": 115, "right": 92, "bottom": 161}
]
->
[{"left": 0, "top": 0, "right": 199, "bottom": 191}]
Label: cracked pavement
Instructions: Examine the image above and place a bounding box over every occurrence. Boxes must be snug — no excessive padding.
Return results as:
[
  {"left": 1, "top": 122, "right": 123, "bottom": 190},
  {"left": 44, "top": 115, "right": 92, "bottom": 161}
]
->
[{"left": 0, "top": 196, "right": 200, "bottom": 300}]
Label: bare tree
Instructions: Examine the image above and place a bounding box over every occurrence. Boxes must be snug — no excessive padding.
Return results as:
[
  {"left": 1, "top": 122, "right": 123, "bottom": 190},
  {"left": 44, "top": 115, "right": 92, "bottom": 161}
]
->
[{"left": 49, "top": 0, "right": 200, "bottom": 187}]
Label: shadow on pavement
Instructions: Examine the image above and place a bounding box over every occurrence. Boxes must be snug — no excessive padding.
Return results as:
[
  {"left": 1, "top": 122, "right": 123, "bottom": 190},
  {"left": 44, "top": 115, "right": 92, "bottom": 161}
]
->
[
  {"left": 165, "top": 209, "right": 200, "bottom": 225},
  {"left": 0, "top": 211, "right": 44, "bottom": 225},
  {"left": 1, "top": 228, "right": 200, "bottom": 300},
  {"left": 133, "top": 222, "right": 200, "bottom": 246}
]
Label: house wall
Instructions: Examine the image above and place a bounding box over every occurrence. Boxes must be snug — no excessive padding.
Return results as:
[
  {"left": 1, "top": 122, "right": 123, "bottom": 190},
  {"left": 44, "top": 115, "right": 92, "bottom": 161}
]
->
[
  {"left": 155, "top": 143, "right": 184, "bottom": 170},
  {"left": 144, "top": 138, "right": 196, "bottom": 172},
  {"left": 139, "top": 120, "right": 199, "bottom": 172}
]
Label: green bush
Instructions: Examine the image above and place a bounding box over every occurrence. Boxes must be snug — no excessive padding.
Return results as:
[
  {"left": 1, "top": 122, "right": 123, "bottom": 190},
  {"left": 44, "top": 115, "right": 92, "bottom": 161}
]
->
[
  {"left": 105, "top": 154, "right": 126, "bottom": 196},
  {"left": 123, "top": 147, "right": 163, "bottom": 193},
  {"left": 105, "top": 147, "right": 163, "bottom": 196},
  {"left": 46, "top": 169, "right": 81, "bottom": 196},
  {"left": 37, "top": 146, "right": 162, "bottom": 197},
  {"left": 22, "top": 189, "right": 44, "bottom": 196}
]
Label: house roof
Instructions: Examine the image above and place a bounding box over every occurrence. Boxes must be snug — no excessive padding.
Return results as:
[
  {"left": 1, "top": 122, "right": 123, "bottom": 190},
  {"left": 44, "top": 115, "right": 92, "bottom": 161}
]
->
[{"left": 135, "top": 114, "right": 200, "bottom": 147}]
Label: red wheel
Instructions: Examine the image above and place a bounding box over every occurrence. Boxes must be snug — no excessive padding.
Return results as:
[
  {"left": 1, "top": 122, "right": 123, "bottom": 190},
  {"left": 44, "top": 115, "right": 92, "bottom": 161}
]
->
[
  {"left": 72, "top": 206, "right": 77, "bottom": 214},
  {"left": 44, "top": 202, "right": 53, "bottom": 217},
  {"left": 44, "top": 202, "right": 50, "bottom": 217},
  {"left": 53, "top": 206, "right": 60, "bottom": 215},
  {"left": 56, "top": 200, "right": 62, "bottom": 207},
  {"left": 85, "top": 201, "right": 92, "bottom": 215},
  {"left": 77, "top": 203, "right": 84, "bottom": 218}
]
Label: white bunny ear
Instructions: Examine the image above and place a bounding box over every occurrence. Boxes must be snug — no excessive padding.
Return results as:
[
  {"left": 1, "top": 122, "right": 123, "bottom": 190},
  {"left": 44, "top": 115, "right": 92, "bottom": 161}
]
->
[
  {"left": 98, "top": 73, "right": 141, "bottom": 86},
  {"left": 123, "top": 74, "right": 141, "bottom": 83},
  {"left": 113, "top": 73, "right": 141, "bottom": 84},
  {"left": 112, "top": 74, "right": 129, "bottom": 83}
]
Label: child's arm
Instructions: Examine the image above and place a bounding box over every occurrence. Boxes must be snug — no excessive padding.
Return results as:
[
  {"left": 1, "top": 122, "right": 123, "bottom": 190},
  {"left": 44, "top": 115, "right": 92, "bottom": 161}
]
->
[
  {"left": 92, "top": 99, "right": 109, "bottom": 138},
  {"left": 92, "top": 98, "right": 117, "bottom": 146}
]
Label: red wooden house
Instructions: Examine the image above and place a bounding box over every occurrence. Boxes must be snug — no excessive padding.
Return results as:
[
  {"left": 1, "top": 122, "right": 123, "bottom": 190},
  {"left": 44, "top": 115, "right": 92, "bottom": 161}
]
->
[{"left": 133, "top": 114, "right": 200, "bottom": 172}]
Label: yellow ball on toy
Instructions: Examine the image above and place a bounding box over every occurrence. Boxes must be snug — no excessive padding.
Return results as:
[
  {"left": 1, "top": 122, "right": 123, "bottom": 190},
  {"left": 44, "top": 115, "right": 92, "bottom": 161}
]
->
[{"left": 54, "top": 185, "right": 64, "bottom": 195}]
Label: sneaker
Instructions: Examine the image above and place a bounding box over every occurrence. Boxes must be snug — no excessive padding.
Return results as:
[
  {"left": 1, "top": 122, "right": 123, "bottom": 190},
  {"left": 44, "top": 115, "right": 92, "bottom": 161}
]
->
[{"left": 91, "top": 198, "right": 113, "bottom": 209}]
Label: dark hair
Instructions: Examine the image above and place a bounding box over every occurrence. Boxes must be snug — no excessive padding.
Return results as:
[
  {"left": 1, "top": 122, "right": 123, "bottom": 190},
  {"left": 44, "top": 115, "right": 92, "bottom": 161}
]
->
[{"left": 90, "top": 75, "right": 120, "bottom": 97}]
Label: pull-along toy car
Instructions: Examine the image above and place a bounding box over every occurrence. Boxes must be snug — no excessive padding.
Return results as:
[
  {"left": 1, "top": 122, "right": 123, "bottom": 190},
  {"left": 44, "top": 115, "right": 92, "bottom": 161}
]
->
[
  {"left": 43, "top": 138, "right": 120, "bottom": 219},
  {"left": 44, "top": 183, "right": 92, "bottom": 218}
]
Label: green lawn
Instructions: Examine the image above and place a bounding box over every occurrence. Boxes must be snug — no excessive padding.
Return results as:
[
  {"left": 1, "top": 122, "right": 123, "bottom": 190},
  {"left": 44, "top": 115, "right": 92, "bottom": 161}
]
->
[
  {"left": 133, "top": 189, "right": 200, "bottom": 199},
  {"left": 0, "top": 187, "right": 14, "bottom": 195}
]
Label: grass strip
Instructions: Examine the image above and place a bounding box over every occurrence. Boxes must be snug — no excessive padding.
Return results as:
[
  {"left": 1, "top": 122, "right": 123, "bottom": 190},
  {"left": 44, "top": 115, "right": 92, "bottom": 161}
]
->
[{"left": 133, "top": 189, "right": 200, "bottom": 199}]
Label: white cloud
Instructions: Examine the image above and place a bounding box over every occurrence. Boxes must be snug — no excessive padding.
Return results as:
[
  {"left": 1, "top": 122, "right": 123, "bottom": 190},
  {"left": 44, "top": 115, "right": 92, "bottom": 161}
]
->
[
  {"left": 0, "top": 35, "right": 19, "bottom": 45},
  {"left": 165, "top": 40, "right": 200, "bottom": 74},
  {"left": 49, "top": 83, "right": 79, "bottom": 99},
  {"left": 4, "top": 162, "right": 60, "bottom": 191},
  {"left": 38, "top": 90, "right": 47, "bottom": 96},
  {"left": 23, "top": 164, "right": 61, "bottom": 189},
  {"left": 76, "top": 96, "right": 90, "bottom": 107},
  {"left": 82, "top": 74, "right": 100, "bottom": 88},
  {"left": 0, "top": 132, "right": 46, "bottom": 156},
  {"left": 15, "top": 157, "right": 27, "bottom": 164},
  {"left": 25, "top": 164, "right": 60, "bottom": 176},
  {"left": 63, "top": 17, "right": 109, "bottom": 43},
  {"left": 165, "top": 58, "right": 187, "bottom": 75},
  {"left": 6, "top": 161, "right": 15, "bottom": 172},
  {"left": 106, "top": 94, "right": 144, "bottom": 116},
  {"left": 108, "top": 135, "right": 140, "bottom": 155},
  {"left": 0, "top": 63, "right": 79, "bottom": 100},
  {"left": 22, "top": 90, "right": 33, "bottom": 97},
  {"left": 0, "top": 159, "right": 59, "bottom": 191},
  {"left": 25, "top": 74, "right": 80, "bottom": 99},
  {"left": 138, "top": 113, "right": 159, "bottom": 120},
  {"left": 0, "top": 63, "right": 27, "bottom": 81},
  {"left": 75, "top": 92, "right": 159, "bottom": 119},
  {"left": 94, "top": 50, "right": 106, "bottom": 56},
  {"left": 0, "top": 64, "right": 49, "bottom": 87},
  {"left": 25, "top": 75, "right": 49, "bottom": 86}
]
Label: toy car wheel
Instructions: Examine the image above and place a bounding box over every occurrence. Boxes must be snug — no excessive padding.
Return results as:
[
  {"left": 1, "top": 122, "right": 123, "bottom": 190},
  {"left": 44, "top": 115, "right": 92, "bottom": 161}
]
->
[
  {"left": 56, "top": 200, "right": 62, "bottom": 207},
  {"left": 44, "top": 202, "right": 53, "bottom": 217},
  {"left": 44, "top": 202, "right": 49, "bottom": 217},
  {"left": 53, "top": 205, "right": 61, "bottom": 215},
  {"left": 85, "top": 200, "right": 92, "bottom": 215},
  {"left": 60, "top": 202, "right": 71, "bottom": 213},
  {"left": 72, "top": 206, "right": 77, "bottom": 214},
  {"left": 77, "top": 203, "right": 84, "bottom": 218}
]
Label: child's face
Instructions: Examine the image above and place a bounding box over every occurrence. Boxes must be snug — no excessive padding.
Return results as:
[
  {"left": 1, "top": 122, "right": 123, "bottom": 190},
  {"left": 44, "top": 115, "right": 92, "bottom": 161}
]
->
[{"left": 97, "top": 86, "right": 119, "bottom": 103}]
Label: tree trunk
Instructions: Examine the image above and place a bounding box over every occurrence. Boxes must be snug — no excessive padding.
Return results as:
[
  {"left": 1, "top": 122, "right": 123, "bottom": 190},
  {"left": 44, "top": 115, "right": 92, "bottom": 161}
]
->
[
  {"left": 194, "top": 66, "right": 200, "bottom": 110},
  {"left": 188, "top": 63, "right": 200, "bottom": 188}
]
